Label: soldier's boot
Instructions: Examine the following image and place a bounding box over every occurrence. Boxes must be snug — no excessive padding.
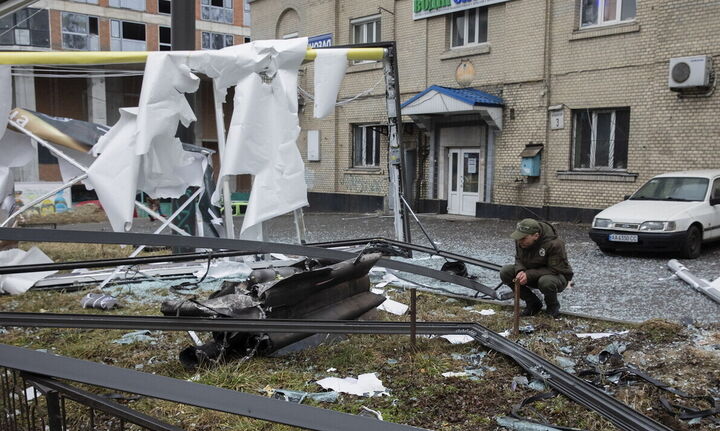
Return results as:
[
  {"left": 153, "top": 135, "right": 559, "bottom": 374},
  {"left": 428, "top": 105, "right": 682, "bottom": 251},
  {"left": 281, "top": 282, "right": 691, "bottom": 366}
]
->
[
  {"left": 518, "top": 287, "right": 542, "bottom": 316},
  {"left": 543, "top": 290, "right": 561, "bottom": 318}
]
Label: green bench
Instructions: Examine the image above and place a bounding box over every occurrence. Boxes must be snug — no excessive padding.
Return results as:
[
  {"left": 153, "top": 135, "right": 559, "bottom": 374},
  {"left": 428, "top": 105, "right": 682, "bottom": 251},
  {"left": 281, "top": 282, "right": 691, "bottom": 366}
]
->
[{"left": 220, "top": 192, "right": 249, "bottom": 216}]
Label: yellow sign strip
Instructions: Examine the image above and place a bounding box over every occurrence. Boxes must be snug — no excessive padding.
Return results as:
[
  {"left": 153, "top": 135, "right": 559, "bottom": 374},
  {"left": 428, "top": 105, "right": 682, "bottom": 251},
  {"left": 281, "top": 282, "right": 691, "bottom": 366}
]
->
[{"left": 0, "top": 48, "right": 386, "bottom": 65}]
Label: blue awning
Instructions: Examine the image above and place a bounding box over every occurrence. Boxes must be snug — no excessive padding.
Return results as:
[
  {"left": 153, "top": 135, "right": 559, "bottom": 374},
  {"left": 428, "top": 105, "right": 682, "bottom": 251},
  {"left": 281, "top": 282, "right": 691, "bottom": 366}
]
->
[{"left": 401, "top": 85, "right": 504, "bottom": 129}]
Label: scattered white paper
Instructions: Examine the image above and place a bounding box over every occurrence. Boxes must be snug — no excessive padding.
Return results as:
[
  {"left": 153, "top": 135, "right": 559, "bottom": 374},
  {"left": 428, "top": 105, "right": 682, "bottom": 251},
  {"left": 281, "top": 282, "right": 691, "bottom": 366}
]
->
[
  {"left": 313, "top": 49, "right": 348, "bottom": 119},
  {"left": 25, "top": 386, "right": 40, "bottom": 401},
  {"left": 378, "top": 298, "right": 408, "bottom": 315},
  {"left": 326, "top": 367, "right": 337, "bottom": 372},
  {"left": 463, "top": 306, "right": 496, "bottom": 316},
  {"left": 0, "top": 247, "right": 57, "bottom": 295},
  {"left": 371, "top": 288, "right": 385, "bottom": 295},
  {"left": 499, "top": 330, "right": 511, "bottom": 338},
  {"left": 575, "top": 331, "right": 629, "bottom": 339},
  {"left": 316, "top": 372, "right": 387, "bottom": 397},
  {"left": 442, "top": 371, "right": 470, "bottom": 377},
  {"left": 440, "top": 334, "right": 474, "bottom": 344}
]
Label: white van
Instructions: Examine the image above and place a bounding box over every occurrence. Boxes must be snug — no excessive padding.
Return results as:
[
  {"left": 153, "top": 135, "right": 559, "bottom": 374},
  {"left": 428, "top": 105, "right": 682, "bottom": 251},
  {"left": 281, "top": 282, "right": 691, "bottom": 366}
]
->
[{"left": 589, "top": 170, "right": 720, "bottom": 258}]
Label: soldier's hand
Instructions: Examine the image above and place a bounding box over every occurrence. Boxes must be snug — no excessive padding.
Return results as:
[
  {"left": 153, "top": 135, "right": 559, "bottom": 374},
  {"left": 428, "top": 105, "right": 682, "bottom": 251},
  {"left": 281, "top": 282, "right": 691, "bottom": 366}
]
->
[{"left": 516, "top": 271, "right": 528, "bottom": 285}]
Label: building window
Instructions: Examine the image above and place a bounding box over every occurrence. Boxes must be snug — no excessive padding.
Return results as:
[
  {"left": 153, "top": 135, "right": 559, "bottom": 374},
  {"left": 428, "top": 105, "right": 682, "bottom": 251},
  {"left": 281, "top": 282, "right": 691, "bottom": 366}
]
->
[
  {"left": 243, "top": 0, "right": 251, "bottom": 26},
  {"left": 0, "top": 8, "right": 49, "bottom": 47},
  {"left": 201, "top": 0, "right": 233, "bottom": 24},
  {"left": 201, "top": 31, "right": 233, "bottom": 50},
  {"left": 111, "top": 20, "right": 146, "bottom": 51},
  {"left": 61, "top": 12, "right": 99, "bottom": 50},
  {"left": 158, "top": 0, "right": 171, "bottom": 15},
  {"left": 353, "top": 124, "right": 381, "bottom": 168},
  {"left": 351, "top": 15, "right": 381, "bottom": 44},
  {"left": 573, "top": 108, "right": 630, "bottom": 170},
  {"left": 450, "top": 7, "right": 488, "bottom": 48},
  {"left": 581, "top": 0, "right": 636, "bottom": 28},
  {"left": 244, "top": 36, "right": 251, "bottom": 43},
  {"left": 159, "top": 26, "right": 171, "bottom": 50},
  {"left": 109, "top": 0, "right": 146, "bottom": 11}
]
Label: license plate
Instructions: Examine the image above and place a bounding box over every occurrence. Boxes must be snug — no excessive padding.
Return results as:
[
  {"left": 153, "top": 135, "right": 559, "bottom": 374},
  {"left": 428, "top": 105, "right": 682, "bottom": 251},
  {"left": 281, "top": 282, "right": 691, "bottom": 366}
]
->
[{"left": 609, "top": 234, "right": 638, "bottom": 243}]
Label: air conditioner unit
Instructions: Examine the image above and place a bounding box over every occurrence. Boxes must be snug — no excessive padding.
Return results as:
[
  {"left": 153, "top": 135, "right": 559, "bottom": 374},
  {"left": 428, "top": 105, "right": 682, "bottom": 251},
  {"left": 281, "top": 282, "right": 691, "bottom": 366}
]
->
[{"left": 668, "top": 56, "right": 713, "bottom": 89}]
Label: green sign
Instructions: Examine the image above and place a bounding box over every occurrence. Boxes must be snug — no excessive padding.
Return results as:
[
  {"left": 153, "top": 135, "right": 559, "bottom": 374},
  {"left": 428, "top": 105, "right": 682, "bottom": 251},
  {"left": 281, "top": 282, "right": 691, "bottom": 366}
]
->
[{"left": 413, "top": 0, "right": 510, "bottom": 20}]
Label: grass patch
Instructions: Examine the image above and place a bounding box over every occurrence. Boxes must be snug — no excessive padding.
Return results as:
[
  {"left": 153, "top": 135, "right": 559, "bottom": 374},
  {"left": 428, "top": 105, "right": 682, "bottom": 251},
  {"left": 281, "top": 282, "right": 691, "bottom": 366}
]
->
[{"left": 1, "top": 247, "right": 718, "bottom": 430}]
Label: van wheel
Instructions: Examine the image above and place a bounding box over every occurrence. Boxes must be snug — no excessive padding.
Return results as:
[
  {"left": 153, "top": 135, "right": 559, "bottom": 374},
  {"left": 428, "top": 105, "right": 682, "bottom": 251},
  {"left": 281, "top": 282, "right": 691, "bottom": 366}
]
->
[{"left": 681, "top": 226, "right": 702, "bottom": 259}]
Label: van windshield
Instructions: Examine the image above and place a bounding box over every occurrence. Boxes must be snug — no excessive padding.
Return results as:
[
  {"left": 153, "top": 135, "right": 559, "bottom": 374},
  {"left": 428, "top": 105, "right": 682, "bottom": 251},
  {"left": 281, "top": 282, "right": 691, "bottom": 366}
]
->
[{"left": 630, "top": 177, "right": 708, "bottom": 202}]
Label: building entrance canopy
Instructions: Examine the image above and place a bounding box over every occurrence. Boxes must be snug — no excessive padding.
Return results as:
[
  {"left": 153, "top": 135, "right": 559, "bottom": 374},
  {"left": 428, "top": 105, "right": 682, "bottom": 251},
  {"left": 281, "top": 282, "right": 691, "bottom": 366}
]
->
[{"left": 400, "top": 85, "right": 504, "bottom": 130}]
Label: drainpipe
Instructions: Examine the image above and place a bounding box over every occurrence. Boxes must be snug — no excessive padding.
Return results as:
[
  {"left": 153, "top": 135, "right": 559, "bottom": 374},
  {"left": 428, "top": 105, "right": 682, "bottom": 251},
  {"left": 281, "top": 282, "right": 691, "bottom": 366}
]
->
[{"left": 541, "top": 0, "right": 553, "bottom": 218}]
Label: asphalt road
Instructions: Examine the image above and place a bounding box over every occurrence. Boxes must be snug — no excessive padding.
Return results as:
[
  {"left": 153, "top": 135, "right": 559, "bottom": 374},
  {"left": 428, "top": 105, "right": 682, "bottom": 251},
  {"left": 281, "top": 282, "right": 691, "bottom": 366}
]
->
[{"left": 67, "top": 212, "right": 720, "bottom": 324}]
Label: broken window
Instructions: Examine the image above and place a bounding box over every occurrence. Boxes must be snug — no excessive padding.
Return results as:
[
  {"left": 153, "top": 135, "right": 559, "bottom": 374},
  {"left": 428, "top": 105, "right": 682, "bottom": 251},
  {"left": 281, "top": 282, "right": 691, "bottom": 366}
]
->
[
  {"left": 62, "top": 12, "right": 99, "bottom": 50},
  {"left": 159, "top": 26, "right": 171, "bottom": 50},
  {"left": 0, "top": 8, "right": 49, "bottom": 48},
  {"left": 109, "top": 0, "right": 146, "bottom": 11},
  {"left": 581, "top": 0, "right": 636, "bottom": 28},
  {"left": 450, "top": 7, "right": 488, "bottom": 48},
  {"left": 158, "top": 0, "right": 171, "bottom": 15},
  {"left": 352, "top": 124, "right": 381, "bottom": 168},
  {"left": 573, "top": 108, "right": 629, "bottom": 170},
  {"left": 201, "top": 0, "right": 233, "bottom": 24},
  {"left": 201, "top": 31, "right": 234, "bottom": 50},
  {"left": 110, "top": 20, "right": 146, "bottom": 51}
]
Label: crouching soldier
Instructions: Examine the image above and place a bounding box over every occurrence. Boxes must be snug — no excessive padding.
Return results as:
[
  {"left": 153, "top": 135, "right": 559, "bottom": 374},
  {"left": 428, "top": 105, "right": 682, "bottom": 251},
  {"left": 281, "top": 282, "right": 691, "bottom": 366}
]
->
[{"left": 500, "top": 218, "right": 573, "bottom": 318}]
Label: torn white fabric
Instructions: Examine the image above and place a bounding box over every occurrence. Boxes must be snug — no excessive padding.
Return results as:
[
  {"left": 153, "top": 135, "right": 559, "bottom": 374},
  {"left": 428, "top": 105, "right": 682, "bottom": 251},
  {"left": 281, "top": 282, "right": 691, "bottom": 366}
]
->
[
  {"left": 86, "top": 108, "right": 141, "bottom": 232},
  {"left": 316, "top": 373, "right": 387, "bottom": 396},
  {"left": 312, "top": 49, "right": 348, "bottom": 118},
  {"left": 86, "top": 107, "right": 204, "bottom": 232},
  {"left": 440, "top": 334, "right": 475, "bottom": 344},
  {"left": 0, "top": 247, "right": 56, "bottom": 295},
  {"left": 575, "top": 331, "right": 629, "bottom": 339},
  {"left": 208, "top": 38, "right": 309, "bottom": 237},
  {"left": 54, "top": 145, "right": 96, "bottom": 183},
  {"left": 0, "top": 130, "right": 34, "bottom": 220},
  {"left": 0, "top": 65, "right": 10, "bottom": 141},
  {"left": 378, "top": 298, "right": 408, "bottom": 315},
  {"left": 136, "top": 52, "right": 199, "bottom": 155}
]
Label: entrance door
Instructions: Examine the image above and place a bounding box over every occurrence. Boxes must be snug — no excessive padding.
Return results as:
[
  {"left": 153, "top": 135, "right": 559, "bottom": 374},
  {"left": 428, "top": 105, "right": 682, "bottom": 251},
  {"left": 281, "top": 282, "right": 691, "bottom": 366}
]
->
[{"left": 447, "top": 148, "right": 482, "bottom": 216}]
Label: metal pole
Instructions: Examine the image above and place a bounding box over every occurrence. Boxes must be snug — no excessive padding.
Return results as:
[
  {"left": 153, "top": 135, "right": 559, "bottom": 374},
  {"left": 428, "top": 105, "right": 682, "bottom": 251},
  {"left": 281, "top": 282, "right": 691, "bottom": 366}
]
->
[
  {"left": 293, "top": 208, "right": 307, "bottom": 244},
  {"left": 382, "top": 44, "right": 411, "bottom": 245},
  {"left": 410, "top": 288, "right": 417, "bottom": 349},
  {"left": 45, "top": 390, "right": 62, "bottom": 431},
  {"left": 513, "top": 279, "right": 520, "bottom": 336},
  {"left": 213, "top": 90, "right": 235, "bottom": 239}
]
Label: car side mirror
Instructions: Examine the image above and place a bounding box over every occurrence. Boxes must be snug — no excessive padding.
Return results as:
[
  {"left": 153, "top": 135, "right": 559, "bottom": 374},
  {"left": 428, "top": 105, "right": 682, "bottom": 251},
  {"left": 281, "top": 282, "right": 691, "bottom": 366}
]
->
[
  {"left": 710, "top": 197, "right": 720, "bottom": 206},
  {"left": 623, "top": 194, "right": 630, "bottom": 200}
]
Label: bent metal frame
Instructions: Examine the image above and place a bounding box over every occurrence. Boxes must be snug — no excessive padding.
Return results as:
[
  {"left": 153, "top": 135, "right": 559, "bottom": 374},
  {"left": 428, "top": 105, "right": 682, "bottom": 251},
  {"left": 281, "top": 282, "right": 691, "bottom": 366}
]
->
[
  {"left": 0, "top": 226, "right": 674, "bottom": 431},
  {"left": 0, "top": 44, "right": 413, "bottom": 245}
]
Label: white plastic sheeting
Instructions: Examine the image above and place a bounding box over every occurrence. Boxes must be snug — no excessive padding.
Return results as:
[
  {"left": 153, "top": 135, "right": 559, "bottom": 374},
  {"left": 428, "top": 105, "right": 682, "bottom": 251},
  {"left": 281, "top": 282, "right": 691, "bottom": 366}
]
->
[
  {"left": 312, "top": 49, "right": 348, "bottom": 119},
  {"left": 0, "top": 131, "right": 34, "bottom": 221},
  {"left": 86, "top": 107, "right": 205, "bottom": 232},
  {"left": 207, "top": 38, "right": 309, "bottom": 238},
  {"left": 0, "top": 247, "right": 56, "bottom": 295},
  {"left": 0, "top": 65, "right": 10, "bottom": 141}
]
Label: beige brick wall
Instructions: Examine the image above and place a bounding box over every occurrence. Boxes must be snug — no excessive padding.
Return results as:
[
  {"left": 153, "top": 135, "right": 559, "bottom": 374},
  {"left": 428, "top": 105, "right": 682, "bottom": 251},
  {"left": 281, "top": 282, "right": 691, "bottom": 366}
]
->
[{"left": 251, "top": 0, "right": 720, "bottom": 212}]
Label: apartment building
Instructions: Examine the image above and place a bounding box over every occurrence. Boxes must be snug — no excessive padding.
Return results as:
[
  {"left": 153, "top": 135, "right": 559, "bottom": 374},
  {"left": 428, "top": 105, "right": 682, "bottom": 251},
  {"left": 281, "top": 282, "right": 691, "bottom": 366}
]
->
[
  {"left": 250, "top": 0, "right": 720, "bottom": 221},
  {"left": 2, "top": 0, "right": 250, "bottom": 183}
]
